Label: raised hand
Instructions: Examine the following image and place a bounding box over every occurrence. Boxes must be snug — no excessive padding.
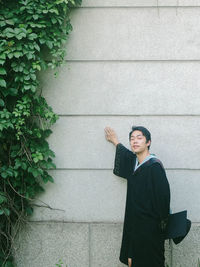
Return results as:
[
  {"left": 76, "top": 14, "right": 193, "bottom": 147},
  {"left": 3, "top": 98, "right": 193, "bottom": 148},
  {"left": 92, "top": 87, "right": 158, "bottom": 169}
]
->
[{"left": 104, "top": 126, "right": 119, "bottom": 146}]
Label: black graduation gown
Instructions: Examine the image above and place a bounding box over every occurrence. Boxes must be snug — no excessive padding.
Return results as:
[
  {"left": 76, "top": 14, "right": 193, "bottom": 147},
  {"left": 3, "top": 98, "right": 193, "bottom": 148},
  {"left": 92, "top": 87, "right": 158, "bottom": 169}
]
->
[{"left": 113, "top": 143, "right": 170, "bottom": 267}]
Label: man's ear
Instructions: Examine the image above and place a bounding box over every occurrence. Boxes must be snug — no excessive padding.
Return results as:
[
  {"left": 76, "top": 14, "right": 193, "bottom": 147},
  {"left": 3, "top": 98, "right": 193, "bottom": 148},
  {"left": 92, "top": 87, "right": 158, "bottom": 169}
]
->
[{"left": 147, "top": 140, "right": 151, "bottom": 148}]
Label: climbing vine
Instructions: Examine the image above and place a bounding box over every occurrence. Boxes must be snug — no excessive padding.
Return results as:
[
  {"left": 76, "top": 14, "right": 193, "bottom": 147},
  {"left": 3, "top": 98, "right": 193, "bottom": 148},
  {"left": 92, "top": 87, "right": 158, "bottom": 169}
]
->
[{"left": 0, "top": 0, "right": 81, "bottom": 265}]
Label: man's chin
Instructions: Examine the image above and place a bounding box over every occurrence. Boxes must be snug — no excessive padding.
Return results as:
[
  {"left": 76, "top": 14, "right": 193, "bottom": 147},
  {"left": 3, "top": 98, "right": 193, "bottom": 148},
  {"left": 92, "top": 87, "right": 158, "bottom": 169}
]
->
[
  {"left": 133, "top": 149, "right": 144, "bottom": 155},
  {"left": 132, "top": 149, "right": 140, "bottom": 154}
]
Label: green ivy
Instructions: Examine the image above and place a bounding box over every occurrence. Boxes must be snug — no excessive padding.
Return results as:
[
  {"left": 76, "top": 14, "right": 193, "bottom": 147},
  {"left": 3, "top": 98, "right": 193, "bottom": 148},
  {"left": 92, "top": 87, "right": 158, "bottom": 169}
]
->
[{"left": 0, "top": 0, "right": 81, "bottom": 265}]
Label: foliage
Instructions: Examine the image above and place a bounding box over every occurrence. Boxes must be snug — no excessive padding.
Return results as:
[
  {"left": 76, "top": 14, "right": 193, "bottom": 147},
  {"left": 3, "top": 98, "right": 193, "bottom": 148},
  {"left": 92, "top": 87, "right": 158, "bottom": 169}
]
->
[
  {"left": 55, "top": 259, "right": 67, "bottom": 267},
  {"left": 0, "top": 0, "right": 81, "bottom": 265}
]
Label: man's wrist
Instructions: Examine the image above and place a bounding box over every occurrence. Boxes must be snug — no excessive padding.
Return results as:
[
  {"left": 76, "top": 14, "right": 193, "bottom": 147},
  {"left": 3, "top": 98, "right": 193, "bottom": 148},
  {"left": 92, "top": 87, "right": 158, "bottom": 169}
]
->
[{"left": 113, "top": 140, "right": 120, "bottom": 146}]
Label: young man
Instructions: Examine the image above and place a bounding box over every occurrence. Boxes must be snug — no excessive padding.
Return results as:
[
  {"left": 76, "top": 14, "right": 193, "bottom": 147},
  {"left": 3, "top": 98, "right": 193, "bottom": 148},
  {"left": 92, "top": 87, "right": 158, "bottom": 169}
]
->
[{"left": 104, "top": 126, "right": 170, "bottom": 267}]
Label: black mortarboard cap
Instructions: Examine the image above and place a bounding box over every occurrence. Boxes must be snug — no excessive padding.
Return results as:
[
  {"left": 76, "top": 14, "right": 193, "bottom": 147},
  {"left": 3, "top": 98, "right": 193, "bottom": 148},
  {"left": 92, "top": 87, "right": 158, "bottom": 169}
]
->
[{"left": 165, "top": 210, "right": 191, "bottom": 245}]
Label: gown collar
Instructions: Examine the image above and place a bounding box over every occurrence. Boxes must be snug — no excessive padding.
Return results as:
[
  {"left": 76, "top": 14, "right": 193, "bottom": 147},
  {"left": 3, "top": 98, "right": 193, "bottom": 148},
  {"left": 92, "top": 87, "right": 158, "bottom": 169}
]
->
[{"left": 133, "top": 154, "right": 157, "bottom": 174}]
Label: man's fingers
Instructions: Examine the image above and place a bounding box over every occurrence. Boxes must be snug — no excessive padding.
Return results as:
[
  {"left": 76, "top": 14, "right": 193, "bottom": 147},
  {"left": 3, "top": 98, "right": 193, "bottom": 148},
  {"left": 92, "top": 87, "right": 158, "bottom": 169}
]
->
[
  {"left": 105, "top": 127, "right": 113, "bottom": 134},
  {"left": 105, "top": 126, "right": 111, "bottom": 132},
  {"left": 104, "top": 127, "right": 111, "bottom": 135},
  {"left": 104, "top": 127, "right": 115, "bottom": 142},
  {"left": 104, "top": 126, "right": 119, "bottom": 146}
]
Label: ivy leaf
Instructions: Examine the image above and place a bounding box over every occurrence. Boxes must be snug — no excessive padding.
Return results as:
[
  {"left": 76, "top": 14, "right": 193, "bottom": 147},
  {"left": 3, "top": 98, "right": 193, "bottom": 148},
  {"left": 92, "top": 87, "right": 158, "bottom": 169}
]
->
[
  {"left": 3, "top": 27, "right": 15, "bottom": 38},
  {"left": 14, "top": 159, "right": 21, "bottom": 169},
  {"left": 0, "top": 68, "right": 6, "bottom": 75},
  {"left": 34, "top": 43, "right": 40, "bottom": 51},
  {"left": 47, "top": 175, "right": 54, "bottom": 183},
  {"left": 0, "top": 54, "right": 6, "bottom": 65},
  {"left": 0, "top": 59, "right": 5, "bottom": 65},
  {"left": 16, "top": 33, "right": 26, "bottom": 40},
  {"left": 25, "top": 206, "right": 33, "bottom": 215},
  {"left": 46, "top": 41, "right": 53, "bottom": 49},
  {"left": 0, "top": 20, "right": 6, "bottom": 27},
  {"left": 33, "top": 14, "right": 39, "bottom": 20},
  {"left": 7, "top": 53, "right": 14, "bottom": 59},
  {"left": 0, "top": 78, "right": 6, "bottom": 87},
  {"left": 28, "top": 33, "right": 38, "bottom": 40},
  {"left": 5, "top": 19, "right": 15, "bottom": 25},
  {"left": 0, "top": 193, "right": 7, "bottom": 204},
  {"left": 14, "top": 52, "right": 23, "bottom": 58},
  {"left": 0, "top": 99, "right": 5, "bottom": 107},
  {"left": 51, "top": 17, "right": 57, "bottom": 24},
  {"left": 21, "top": 162, "right": 27, "bottom": 170},
  {"left": 9, "top": 88, "right": 18, "bottom": 96},
  {"left": 3, "top": 260, "right": 14, "bottom": 267},
  {"left": 6, "top": 169, "right": 14, "bottom": 177},
  {"left": 28, "top": 167, "right": 40, "bottom": 177},
  {"left": 0, "top": 210, "right": 4, "bottom": 215},
  {"left": 42, "top": 175, "right": 49, "bottom": 183},
  {"left": 4, "top": 208, "right": 10, "bottom": 216},
  {"left": 0, "top": 54, "right": 6, "bottom": 60},
  {"left": 49, "top": 8, "right": 59, "bottom": 15}
]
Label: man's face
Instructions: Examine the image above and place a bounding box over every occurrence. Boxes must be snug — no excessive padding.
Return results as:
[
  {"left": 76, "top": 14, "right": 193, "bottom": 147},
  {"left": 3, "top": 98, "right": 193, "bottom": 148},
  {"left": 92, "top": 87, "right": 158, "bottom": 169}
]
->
[{"left": 129, "top": 130, "right": 151, "bottom": 154}]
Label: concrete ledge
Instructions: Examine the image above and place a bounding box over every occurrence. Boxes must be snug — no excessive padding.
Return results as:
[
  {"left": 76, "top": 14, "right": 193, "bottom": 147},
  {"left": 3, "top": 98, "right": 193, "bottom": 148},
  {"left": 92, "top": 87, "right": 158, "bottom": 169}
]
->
[
  {"left": 14, "top": 222, "right": 89, "bottom": 267},
  {"left": 90, "top": 223, "right": 125, "bottom": 267},
  {"left": 172, "top": 223, "right": 200, "bottom": 267},
  {"left": 13, "top": 222, "right": 172, "bottom": 267},
  {"left": 90, "top": 223, "right": 171, "bottom": 267},
  {"left": 81, "top": 0, "right": 200, "bottom": 7}
]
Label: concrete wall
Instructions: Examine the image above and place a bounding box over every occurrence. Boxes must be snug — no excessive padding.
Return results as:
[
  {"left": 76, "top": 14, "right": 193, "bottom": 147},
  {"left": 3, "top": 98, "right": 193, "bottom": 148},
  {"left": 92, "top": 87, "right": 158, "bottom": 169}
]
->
[{"left": 14, "top": 1, "right": 200, "bottom": 266}]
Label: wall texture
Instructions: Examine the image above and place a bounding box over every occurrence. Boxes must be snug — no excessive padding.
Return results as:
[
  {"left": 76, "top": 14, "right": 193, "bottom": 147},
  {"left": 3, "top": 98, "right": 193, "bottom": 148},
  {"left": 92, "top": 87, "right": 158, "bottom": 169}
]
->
[{"left": 15, "top": 1, "right": 200, "bottom": 266}]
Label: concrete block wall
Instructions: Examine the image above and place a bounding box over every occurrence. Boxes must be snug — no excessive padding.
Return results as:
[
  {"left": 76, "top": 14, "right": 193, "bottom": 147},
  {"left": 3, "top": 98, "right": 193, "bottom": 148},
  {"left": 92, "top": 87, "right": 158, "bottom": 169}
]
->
[{"left": 15, "top": 1, "right": 200, "bottom": 266}]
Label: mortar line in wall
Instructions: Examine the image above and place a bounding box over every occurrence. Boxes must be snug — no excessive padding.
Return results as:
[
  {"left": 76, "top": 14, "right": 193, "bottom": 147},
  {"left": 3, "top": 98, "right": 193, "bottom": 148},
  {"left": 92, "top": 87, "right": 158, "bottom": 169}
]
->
[
  {"left": 65, "top": 59, "right": 200, "bottom": 63},
  {"left": 170, "top": 239, "right": 173, "bottom": 267},
  {"left": 71, "top": 6, "right": 200, "bottom": 9},
  {"left": 28, "top": 220, "right": 124, "bottom": 224},
  {"left": 28, "top": 220, "right": 200, "bottom": 225},
  {"left": 53, "top": 168, "right": 200, "bottom": 171},
  {"left": 58, "top": 114, "right": 200, "bottom": 117},
  {"left": 88, "top": 223, "right": 91, "bottom": 267}
]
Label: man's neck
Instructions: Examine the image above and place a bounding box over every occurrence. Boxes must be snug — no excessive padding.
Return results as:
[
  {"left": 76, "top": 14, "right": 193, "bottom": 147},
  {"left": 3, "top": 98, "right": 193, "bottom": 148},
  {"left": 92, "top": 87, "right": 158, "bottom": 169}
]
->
[{"left": 136, "top": 150, "right": 150, "bottom": 164}]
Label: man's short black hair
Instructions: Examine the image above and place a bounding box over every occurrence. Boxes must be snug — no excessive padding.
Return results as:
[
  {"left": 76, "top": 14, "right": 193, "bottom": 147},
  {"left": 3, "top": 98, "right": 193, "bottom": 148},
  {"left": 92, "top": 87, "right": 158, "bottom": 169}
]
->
[{"left": 129, "top": 126, "right": 151, "bottom": 150}]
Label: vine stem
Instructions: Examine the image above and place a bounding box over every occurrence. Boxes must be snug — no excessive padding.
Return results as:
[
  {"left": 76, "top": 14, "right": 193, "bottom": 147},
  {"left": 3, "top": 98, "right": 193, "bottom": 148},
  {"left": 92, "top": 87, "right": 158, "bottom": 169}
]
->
[{"left": 8, "top": 179, "right": 64, "bottom": 212}]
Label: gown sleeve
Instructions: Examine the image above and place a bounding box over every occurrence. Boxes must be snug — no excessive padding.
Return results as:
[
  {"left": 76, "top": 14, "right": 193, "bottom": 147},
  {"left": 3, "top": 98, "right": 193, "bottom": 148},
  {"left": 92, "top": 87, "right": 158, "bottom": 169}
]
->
[
  {"left": 150, "top": 162, "right": 170, "bottom": 229},
  {"left": 113, "top": 143, "right": 135, "bottom": 179}
]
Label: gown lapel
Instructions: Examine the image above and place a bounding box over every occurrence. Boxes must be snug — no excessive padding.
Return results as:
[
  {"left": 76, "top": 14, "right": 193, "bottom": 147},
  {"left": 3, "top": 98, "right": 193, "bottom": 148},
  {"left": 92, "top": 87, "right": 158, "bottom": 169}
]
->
[{"left": 133, "top": 157, "right": 161, "bottom": 175}]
